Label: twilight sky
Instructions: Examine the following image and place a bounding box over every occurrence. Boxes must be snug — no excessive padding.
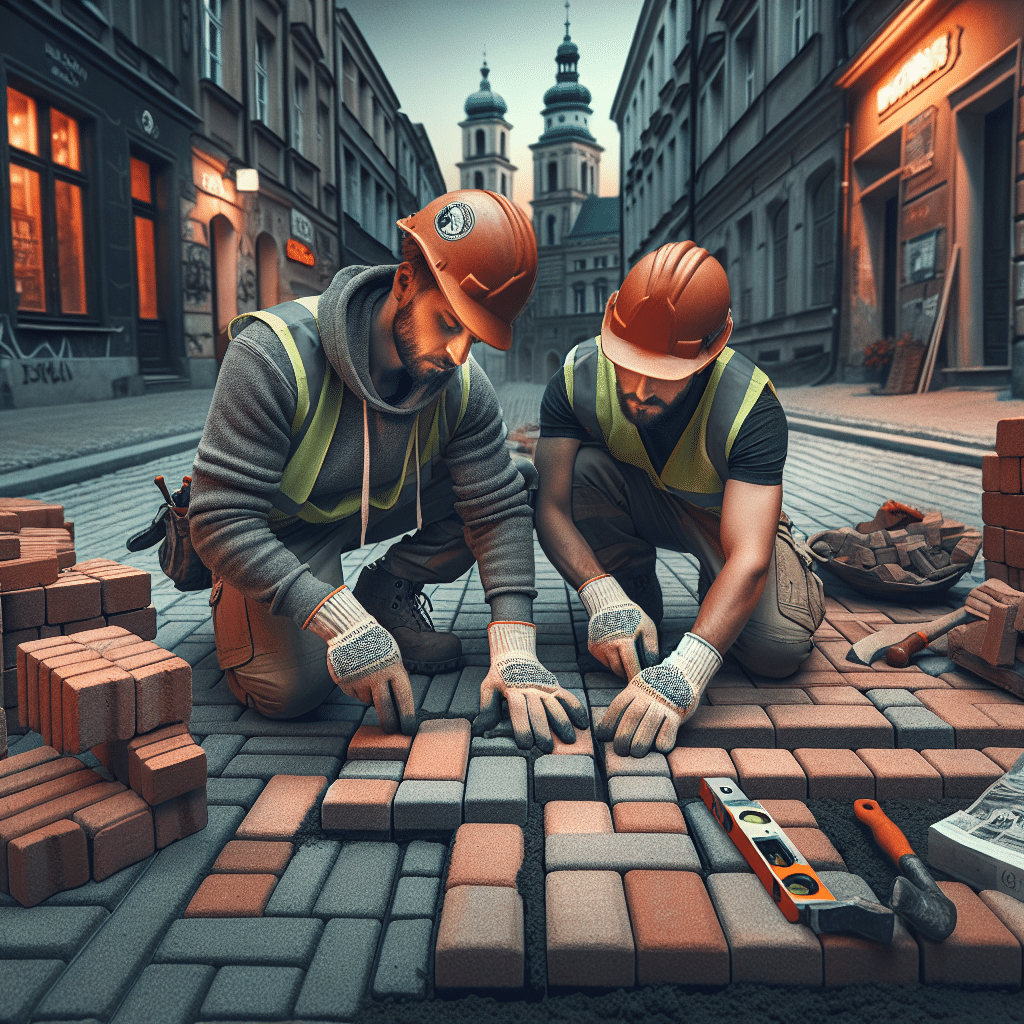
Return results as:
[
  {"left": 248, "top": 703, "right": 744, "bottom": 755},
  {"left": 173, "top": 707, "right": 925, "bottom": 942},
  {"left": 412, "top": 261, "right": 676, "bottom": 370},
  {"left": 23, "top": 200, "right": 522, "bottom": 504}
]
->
[{"left": 338, "top": 0, "right": 643, "bottom": 212}]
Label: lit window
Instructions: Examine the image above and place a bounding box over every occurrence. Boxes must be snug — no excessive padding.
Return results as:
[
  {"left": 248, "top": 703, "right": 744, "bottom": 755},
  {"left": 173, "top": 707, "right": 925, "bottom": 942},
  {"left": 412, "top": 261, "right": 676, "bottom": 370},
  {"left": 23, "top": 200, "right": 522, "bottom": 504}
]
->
[
  {"left": 131, "top": 156, "right": 158, "bottom": 320},
  {"left": 203, "top": 0, "right": 223, "bottom": 86}
]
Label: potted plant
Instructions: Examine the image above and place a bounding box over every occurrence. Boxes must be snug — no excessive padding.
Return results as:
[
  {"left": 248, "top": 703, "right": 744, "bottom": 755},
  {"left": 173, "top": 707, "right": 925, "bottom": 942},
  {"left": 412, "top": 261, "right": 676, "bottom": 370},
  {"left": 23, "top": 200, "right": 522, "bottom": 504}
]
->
[{"left": 863, "top": 337, "right": 894, "bottom": 384}]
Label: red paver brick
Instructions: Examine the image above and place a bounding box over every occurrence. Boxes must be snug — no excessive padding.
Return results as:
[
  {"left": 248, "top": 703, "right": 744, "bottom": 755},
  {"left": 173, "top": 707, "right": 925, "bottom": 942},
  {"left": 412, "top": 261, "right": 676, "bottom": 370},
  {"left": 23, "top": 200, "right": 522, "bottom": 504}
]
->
[
  {"left": 767, "top": 705, "right": 893, "bottom": 750},
  {"left": 813, "top": 640, "right": 876, "bottom": 674},
  {"left": 794, "top": 646, "right": 844, "bottom": 675},
  {"left": 0, "top": 755, "right": 84, "bottom": 801},
  {"left": 984, "top": 526, "right": 1006, "bottom": 562},
  {"left": 94, "top": 723, "right": 190, "bottom": 786},
  {"left": 915, "top": 692, "right": 1022, "bottom": 747},
  {"left": 625, "top": 870, "right": 728, "bottom": 985},
  {"left": 235, "top": 774, "right": 327, "bottom": 840},
  {"left": 855, "top": 748, "right": 943, "bottom": 800},
  {"left": 601, "top": 746, "right": 670, "bottom": 778},
  {"left": 67, "top": 625, "right": 134, "bottom": 656},
  {"left": 666, "top": 747, "right": 737, "bottom": 799},
  {"left": 612, "top": 802, "right": 687, "bottom": 834},
  {"left": 36, "top": 651, "right": 102, "bottom": 746},
  {"left": 804, "top": 686, "right": 872, "bottom": 705},
  {"left": 435, "top": 885, "right": 524, "bottom": 989},
  {"left": 135, "top": 743, "right": 207, "bottom": 806},
  {"left": 849, "top": 672, "right": 948, "bottom": 691},
  {"left": 16, "top": 636, "right": 80, "bottom": 730},
  {"left": 106, "top": 607, "right": 157, "bottom": 641},
  {"left": 983, "top": 491, "right": 1004, "bottom": 527},
  {"left": 790, "top": 670, "right": 848, "bottom": 686},
  {"left": 730, "top": 748, "right": 806, "bottom": 799},
  {"left": 0, "top": 744, "right": 60, "bottom": 780},
  {"left": 544, "top": 801, "right": 614, "bottom": 836},
  {"left": 345, "top": 725, "right": 413, "bottom": 761},
  {"left": 0, "top": 536, "right": 19, "bottom": 560},
  {"left": 979, "top": 890, "right": 1024, "bottom": 948},
  {"left": 982, "top": 747, "right": 1024, "bottom": 771},
  {"left": 996, "top": 418, "right": 1024, "bottom": 457},
  {"left": 212, "top": 840, "right": 294, "bottom": 875},
  {"left": 61, "top": 663, "right": 136, "bottom": 753},
  {"left": 0, "top": 588, "right": 45, "bottom": 630},
  {"left": 793, "top": 748, "right": 875, "bottom": 799},
  {"left": 44, "top": 574, "right": 101, "bottom": 625},
  {"left": 75, "top": 566, "right": 151, "bottom": 615},
  {"left": 5, "top": 628, "right": 39, "bottom": 673},
  {"left": 7, "top": 819, "right": 89, "bottom": 907},
  {"left": 152, "top": 786, "right": 208, "bottom": 848},
  {"left": 321, "top": 778, "right": 397, "bottom": 834},
  {"left": 706, "top": 687, "right": 810, "bottom": 706},
  {"left": 757, "top": 799, "right": 818, "bottom": 827},
  {"left": 0, "top": 555, "right": 59, "bottom": 593},
  {"left": 919, "top": 749, "right": 1004, "bottom": 799},
  {"left": 0, "top": 767, "right": 105, "bottom": 823},
  {"left": 105, "top": 641, "right": 161, "bottom": 663},
  {"left": 184, "top": 872, "right": 277, "bottom": 917},
  {"left": 787, "top": 828, "right": 847, "bottom": 871},
  {"left": 404, "top": 718, "right": 471, "bottom": 782},
  {"left": 676, "top": 705, "right": 774, "bottom": 748},
  {"left": 546, "top": 870, "right": 634, "bottom": 987},
  {"left": 919, "top": 881, "right": 1021, "bottom": 986},
  {"left": 1000, "top": 457, "right": 1022, "bottom": 494},
  {"left": 127, "top": 731, "right": 199, "bottom": 785},
  {"left": 983, "top": 454, "right": 1001, "bottom": 491},
  {"left": 828, "top": 618, "right": 875, "bottom": 644},
  {"left": 72, "top": 790, "right": 154, "bottom": 881},
  {"left": 446, "top": 822, "right": 524, "bottom": 890},
  {"left": 62, "top": 617, "right": 107, "bottom": 636},
  {"left": 551, "top": 724, "right": 594, "bottom": 757}
]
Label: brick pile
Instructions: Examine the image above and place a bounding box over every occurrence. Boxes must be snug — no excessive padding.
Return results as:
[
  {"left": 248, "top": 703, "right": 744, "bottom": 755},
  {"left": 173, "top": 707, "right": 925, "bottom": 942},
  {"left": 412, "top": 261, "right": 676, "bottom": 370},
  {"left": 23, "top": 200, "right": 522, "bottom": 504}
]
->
[
  {"left": 2, "top": 625, "right": 205, "bottom": 906},
  {"left": 946, "top": 578, "right": 1024, "bottom": 699},
  {"left": 982, "top": 416, "right": 1024, "bottom": 588}
]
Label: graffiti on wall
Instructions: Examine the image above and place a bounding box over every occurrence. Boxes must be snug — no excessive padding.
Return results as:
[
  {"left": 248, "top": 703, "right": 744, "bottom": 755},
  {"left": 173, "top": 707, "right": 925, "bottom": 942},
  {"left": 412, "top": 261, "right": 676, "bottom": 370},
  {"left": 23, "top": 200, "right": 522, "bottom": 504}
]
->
[{"left": 183, "top": 242, "right": 212, "bottom": 308}]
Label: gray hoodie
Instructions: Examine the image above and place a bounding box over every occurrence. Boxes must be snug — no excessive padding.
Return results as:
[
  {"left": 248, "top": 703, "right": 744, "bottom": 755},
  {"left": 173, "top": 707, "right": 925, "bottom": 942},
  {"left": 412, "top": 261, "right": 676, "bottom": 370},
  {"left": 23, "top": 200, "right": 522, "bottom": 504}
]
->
[{"left": 189, "top": 264, "right": 535, "bottom": 626}]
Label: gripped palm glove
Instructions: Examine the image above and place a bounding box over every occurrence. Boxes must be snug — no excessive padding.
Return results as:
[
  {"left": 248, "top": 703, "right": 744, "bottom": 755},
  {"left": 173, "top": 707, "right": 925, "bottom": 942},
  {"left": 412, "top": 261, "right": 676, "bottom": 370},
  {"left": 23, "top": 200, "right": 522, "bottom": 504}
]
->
[
  {"left": 596, "top": 632, "right": 722, "bottom": 757},
  {"left": 304, "top": 585, "right": 417, "bottom": 735},
  {"left": 472, "top": 621, "right": 590, "bottom": 753},
  {"left": 578, "top": 574, "right": 660, "bottom": 679}
]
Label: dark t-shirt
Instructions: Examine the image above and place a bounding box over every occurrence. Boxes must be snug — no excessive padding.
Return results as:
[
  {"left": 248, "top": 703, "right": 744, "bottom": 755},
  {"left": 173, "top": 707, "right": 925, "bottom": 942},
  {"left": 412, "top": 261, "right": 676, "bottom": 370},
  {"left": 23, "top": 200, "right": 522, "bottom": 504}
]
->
[{"left": 539, "top": 352, "right": 788, "bottom": 486}]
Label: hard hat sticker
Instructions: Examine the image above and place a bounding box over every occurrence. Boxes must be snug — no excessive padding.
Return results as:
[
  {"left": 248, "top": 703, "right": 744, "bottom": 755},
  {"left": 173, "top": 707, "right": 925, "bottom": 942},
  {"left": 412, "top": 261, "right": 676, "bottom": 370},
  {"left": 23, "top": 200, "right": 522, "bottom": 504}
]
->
[{"left": 435, "top": 202, "right": 475, "bottom": 242}]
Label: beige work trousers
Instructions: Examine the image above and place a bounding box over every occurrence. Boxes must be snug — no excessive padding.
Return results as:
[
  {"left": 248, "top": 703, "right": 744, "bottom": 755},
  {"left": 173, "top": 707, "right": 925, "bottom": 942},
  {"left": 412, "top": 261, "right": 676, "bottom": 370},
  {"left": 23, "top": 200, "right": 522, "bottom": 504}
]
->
[{"left": 571, "top": 445, "right": 825, "bottom": 678}]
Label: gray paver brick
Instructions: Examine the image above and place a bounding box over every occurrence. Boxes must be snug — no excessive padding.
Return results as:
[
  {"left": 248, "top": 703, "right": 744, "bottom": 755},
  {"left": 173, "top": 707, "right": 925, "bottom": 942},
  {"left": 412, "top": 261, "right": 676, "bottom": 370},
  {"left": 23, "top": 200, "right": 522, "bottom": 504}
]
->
[
  {"left": 201, "top": 735, "right": 246, "bottom": 776},
  {"left": 190, "top": 706, "right": 243, "bottom": 723},
  {"left": 339, "top": 758, "right": 406, "bottom": 782},
  {"left": 401, "top": 841, "right": 447, "bottom": 877},
  {"left": 313, "top": 841, "right": 400, "bottom": 918},
  {"left": 866, "top": 689, "right": 924, "bottom": 710},
  {"left": 293, "top": 917, "right": 381, "bottom": 1021},
  {"left": 606, "top": 774, "right": 679, "bottom": 805},
  {"left": 0, "top": 960, "right": 64, "bottom": 1024},
  {"left": 390, "top": 874, "right": 440, "bottom": 919},
  {"left": 110, "top": 964, "right": 215, "bottom": 1024},
  {"left": 36, "top": 861, "right": 148, "bottom": 910},
  {"left": 393, "top": 780, "right": 464, "bottom": 833},
  {"left": 470, "top": 736, "right": 529, "bottom": 757},
  {"left": 0, "top": 906, "right": 107, "bottom": 959},
  {"left": 239, "top": 736, "right": 348, "bottom": 757},
  {"left": 448, "top": 667, "right": 486, "bottom": 718},
  {"left": 464, "top": 755, "right": 528, "bottom": 824},
  {"left": 200, "top": 965, "right": 304, "bottom": 1021},
  {"left": 265, "top": 841, "right": 341, "bottom": 917},
  {"left": 213, "top": 711, "right": 358, "bottom": 736},
  {"left": 222, "top": 754, "right": 342, "bottom": 780},
  {"left": 155, "top": 918, "right": 323, "bottom": 967},
  {"left": 544, "top": 833, "right": 700, "bottom": 872},
  {"left": 419, "top": 671, "right": 461, "bottom": 714},
  {"left": 206, "top": 777, "right": 265, "bottom": 807},
  {"left": 884, "top": 706, "right": 956, "bottom": 749},
  {"left": 682, "top": 801, "right": 752, "bottom": 874},
  {"left": 533, "top": 754, "right": 597, "bottom": 803},
  {"left": 372, "top": 918, "right": 433, "bottom": 999}
]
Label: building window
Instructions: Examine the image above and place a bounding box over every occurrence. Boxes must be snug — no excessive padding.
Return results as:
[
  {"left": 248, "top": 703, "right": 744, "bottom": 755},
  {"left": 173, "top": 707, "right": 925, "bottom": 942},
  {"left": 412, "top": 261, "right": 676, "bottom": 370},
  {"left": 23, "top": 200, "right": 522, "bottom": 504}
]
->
[
  {"left": 474, "top": 170, "right": 484, "bottom": 189},
  {"left": 573, "top": 284, "right": 586, "bottom": 313},
  {"left": 736, "top": 16, "right": 757, "bottom": 112},
  {"left": 595, "top": 255, "right": 607, "bottom": 269},
  {"left": 131, "top": 156, "right": 159, "bottom": 320},
  {"left": 202, "top": 0, "right": 223, "bottom": 86},
  {"left": 573, "top": 259, "right": 586, "bottom": 270},
  {"left": 254, "top": 31, "right": 269, "bottom": 122},
  {"left": 293, "top": 70, "right": 308, "bottom": 152},
  {"left": 343, "top": 51, "right": 358, "bottom": 113},
  {"left": 793, "top": 0, "right": 808, "bottom": 57},
  {"left": 737, "top": 214, "right": 753, "bottom": 324},
  {"left": 547, "top": 161, "right": 558, "bottom": 192},
  {"left": 7, "top": 87, "right": 89, "bottom": 316},
  {"left": 500, "top": 173, "right": 506, "bottom": 195},
  {"left": 546, "top": 214, "right": 556, "bottom": 246},
  {"left": 345, "top": 149, "right": 358, "bottom": 218},
  {"left": 772, "top": 203, "right": 788, "bottom": 317},
  {"left": 811, "top": 172, "right": 835, "bottom": 307},
  {"left": 500, "top": 132, "right": 506, "bottom": 157},
  {"left": 594, "top": 278, "right": 608, "bottom": 311},
  {"left": 474, "top": 129, "right": 485, "bottom": 156},
  {"left": 701, "top": 65, "right": 725, "bottom": 158},
  {"left": 580, "top": 160, "right": 587, "bottom": 192}
]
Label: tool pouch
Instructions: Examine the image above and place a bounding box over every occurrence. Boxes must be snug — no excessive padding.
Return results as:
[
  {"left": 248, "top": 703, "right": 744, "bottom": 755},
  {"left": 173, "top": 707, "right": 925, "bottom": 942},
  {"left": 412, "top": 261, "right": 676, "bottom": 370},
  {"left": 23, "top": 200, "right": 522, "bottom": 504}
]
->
[
  {"left": 774, "top": 513, "right": 826, "bottom": 635},
  {"left": 126, "top": 481, "right": 212, "bottom": 592}
]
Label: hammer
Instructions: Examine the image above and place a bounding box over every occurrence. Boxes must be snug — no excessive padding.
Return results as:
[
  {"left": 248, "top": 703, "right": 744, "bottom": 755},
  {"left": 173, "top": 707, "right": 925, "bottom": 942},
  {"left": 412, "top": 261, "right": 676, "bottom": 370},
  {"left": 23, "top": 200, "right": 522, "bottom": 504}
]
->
[
  {"left": 846, "top": 607, "right": 974, "bottom": 667},
  {"left": 854, "top": 798, "right": 957, "bottom": 941}
]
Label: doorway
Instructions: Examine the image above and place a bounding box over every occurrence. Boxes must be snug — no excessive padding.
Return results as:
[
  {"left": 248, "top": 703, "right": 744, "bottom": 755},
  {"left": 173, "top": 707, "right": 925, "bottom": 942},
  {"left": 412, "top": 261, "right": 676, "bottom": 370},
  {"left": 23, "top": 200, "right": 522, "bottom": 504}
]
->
[
  {"left": 882, "top": 194, "right": 898, "bottom": 341},
  {"left": 210, "top": 214, "right": 237, "bottom": 367},
  {"left": 982, "top": 100, "right": 1011, "bottom": 366},
  {"left": 131, "top": 154, "right": 172, "bottom": 375}
]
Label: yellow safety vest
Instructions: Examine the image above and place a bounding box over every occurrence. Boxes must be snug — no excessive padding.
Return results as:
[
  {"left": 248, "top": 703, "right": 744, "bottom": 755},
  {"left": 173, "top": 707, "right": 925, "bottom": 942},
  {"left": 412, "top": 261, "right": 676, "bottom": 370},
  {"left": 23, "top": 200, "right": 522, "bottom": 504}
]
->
[
  {"left": 563, "top": 337, "right": 774, "bottom": 516},
  {"left": 228, "top": 296, "right": 471, "bottom": 527}
]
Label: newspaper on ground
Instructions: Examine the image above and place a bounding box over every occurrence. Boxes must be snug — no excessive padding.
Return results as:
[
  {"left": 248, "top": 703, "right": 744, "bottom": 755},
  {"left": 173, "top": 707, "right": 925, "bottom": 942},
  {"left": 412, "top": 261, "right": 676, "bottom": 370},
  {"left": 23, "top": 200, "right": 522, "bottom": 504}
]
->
[{"left": 928, "top": 750, "right": 1024, "bottom": 904}]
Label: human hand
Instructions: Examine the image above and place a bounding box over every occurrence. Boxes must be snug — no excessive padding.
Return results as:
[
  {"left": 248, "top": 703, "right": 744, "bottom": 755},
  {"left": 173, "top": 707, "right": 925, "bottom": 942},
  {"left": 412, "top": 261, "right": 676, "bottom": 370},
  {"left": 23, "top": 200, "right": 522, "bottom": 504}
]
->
[{"left": 578, "top": 574, "right": 659, "bottom": 679}]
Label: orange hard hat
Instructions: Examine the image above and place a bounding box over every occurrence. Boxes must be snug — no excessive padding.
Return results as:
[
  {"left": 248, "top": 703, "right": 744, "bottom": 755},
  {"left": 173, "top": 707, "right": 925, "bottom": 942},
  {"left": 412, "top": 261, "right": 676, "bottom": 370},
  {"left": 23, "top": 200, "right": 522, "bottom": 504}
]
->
[
  {"left": 396, "top": 189, "right": 538, "bottom": 351},
  {"left": 601, "top": 241, "right": 733, "bottom": 380}
]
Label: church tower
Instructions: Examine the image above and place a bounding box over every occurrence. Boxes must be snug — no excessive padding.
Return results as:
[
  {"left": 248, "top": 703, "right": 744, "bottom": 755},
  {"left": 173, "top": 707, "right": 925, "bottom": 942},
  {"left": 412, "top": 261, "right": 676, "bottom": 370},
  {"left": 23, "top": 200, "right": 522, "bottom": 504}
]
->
[{"left": 457, "top": 62, "right": 516, "bottom": 198}]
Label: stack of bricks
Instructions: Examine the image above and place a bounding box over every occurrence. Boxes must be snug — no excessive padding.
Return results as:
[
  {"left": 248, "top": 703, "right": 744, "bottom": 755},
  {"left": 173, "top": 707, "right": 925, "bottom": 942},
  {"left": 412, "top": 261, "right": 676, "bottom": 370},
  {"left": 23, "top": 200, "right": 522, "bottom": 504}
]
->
[
  {"left": 983, "top": 416, "right": 1024, "bottom": 588},
  {"left": 946, "top": 578, "right": 1024, "bottom": 698},
  {"left": 1, "top": 625, "right": 205, "bottom": 906}
]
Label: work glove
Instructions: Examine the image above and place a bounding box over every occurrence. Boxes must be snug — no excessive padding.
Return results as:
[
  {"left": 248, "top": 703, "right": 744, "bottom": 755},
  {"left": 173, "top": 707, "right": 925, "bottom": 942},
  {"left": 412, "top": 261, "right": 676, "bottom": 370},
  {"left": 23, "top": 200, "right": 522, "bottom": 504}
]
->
[
  {"left": 597, "top": 632, "right": 722, "bottom": 757},
  {"left": 472, "top": 621, "right": 590, "bottom": 753},
  {"left": 303, "top": 585, "right": 417, "bottom": 735},
  {"left": 578, "top": 574, "right": 660, "bottom": 679}
]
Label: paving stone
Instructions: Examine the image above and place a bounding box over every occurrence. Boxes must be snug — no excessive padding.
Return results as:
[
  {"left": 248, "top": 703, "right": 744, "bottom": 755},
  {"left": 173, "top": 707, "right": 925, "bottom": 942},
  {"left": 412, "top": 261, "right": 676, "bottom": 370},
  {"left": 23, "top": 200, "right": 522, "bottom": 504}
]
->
[
  {"left": 856, "top": 748, "right": 943, "bottom": 800},
  {"left": 153, "top": 785, "right": 208, "bottom": 849},
  {"left": 207, "top": 778, "right": 264, "bottom": 808},
  {"left": 340, "top": 724, "right": 412, "bottom": 761},
  {"left": 264, "top": 841, "right": 340, "bottom": 917},
  {"left": 155, "top": 917, "right": 323, "bottom": 966},
  {"left": 391, "top": 874, "right": 440, "bottom": 919},
  {"left": 446, "top": 823, "right": 524, "bottom": 890},
  {"left": 292, "top": 916, "right": 380, "bottom": 1019},
  {"left": 804, "top": 686, "right": 871, "bottom": 705},
  {"left": 372, "top": 918, "right": 433, "bottom": 999},
  {"left": 239, "top": 735, "right": 348, "bottom": 757},
  {"left": 866, "top": 689, "right": 924, "bottom": 710},
  {"left": 766, "top": 705, "right": 893, "bottom": 749},
  {"left": 419, "top": 671, "right": 461, "bottom": 715},
  {"left": 624, "top": 869, "right": 730, "bottom": 985},
  {"left": 221, "top": 754, "right": 341, "bottom": 781},
  {"left": 0, "top": 960, "right": 66, "bottom": 1024},
  {"left": 792, "top": 748, "right": 875, "bottom": 800},
  {"left": 447, "top": 666, "right": 485, "bottom": 719},
  {"left": 321, "top": 778, "right": 398, "bottom": 836},
  {"left": 706, "top": 872, "right": 822, "bottom": 984},
  {"left": 0, "top": 905, "right": 106, "bottom": 958},
  {"left": 401, "top": 840, "right": 447, "bottom": 877},
  {"left": 817, "top": 871, "right": 919, "bottom": 986},
  {"left": 883, "top": 706, "right": 956, "bottom": 749},
  {"left": 606, "top": 774, "right": 678, "bottom": 805},
  {"left": 982, "top": 747, "right": 1024, "bottom": 771},
  {"left": 7, "top": 818, "right": 89, "bottom": 907},
  {"left": 463, "top": 755, "right": 528, "bottom": 824},
  {"left": 914, "top": 693, "right": 1019, "bottom": 748},
  {"left": 601, "top": 746, "right": 670, "bottom": 777},
  {"left": 201, "top": 735, "right": 246, "bottom": 777},
  {"left": 108, "top": 964, "right": 216, "bottom": 1024},
  {"left": 979, "top": 890, "right": 1024, "bottom": 947},
  {"left": 470, "top": 736, "right": 529, "bottom": 757},
  {"left": 533, "top": 754, "right": 597, "bottom": 803},
  {"left": 919, "top": 881, "right": 1022, "bottom": 986},
  {"left": 200, "top": 964, "right": 303, "bottom": 1021},
  {"left": 676, "top": 705, "right": 774, "bottom": 748},
  {"left": 435, "top": 884, "right": 524, "bottom": 989},
  {"left": 551, "top": 723, "right": 594, "bottom": 757},
  {"left": 30, "top": 858, "right": 147, "bottom": 910},
  {"left": 757, "top": 800, "right": 818, "bottom": 827},
  {"left": 235, "top": 775, "right": 328, "bottom": 841},
  {"left": 682, "top": 800, "right": 750, "bottom": 873},
  {"left": 184, "top": 872, "right": 278, "bottom": 918},
  {"left": 393, "top": 780, "right": 464, "bottom": 834},
  {"left": 544, "top": 832, "right": 700, "bottom": 872},
  {"left": 339, "top": 758, "right": 406, "bottom": 782},
  {"left": 786, "top": 827, "right": 847, "bottom": 871},
  {"left": 546, "top": 870, "right": 634, "bottom": 988},
  {"left": 919, "top": 748, "right": 1004, "bottom": 799},
  {"left": 313, "top": 841, "right": 400, "bottom": 918},
  {"left": 666, "top": 747, "right": 736, "bottom": 798},
  {"left": 730, "top": 747, "right": 807, "bottom": 799},
  {"left": 212, "top": 840, "right": 293, "bottom": 876},
  {"left": 404, "top": 718, "right": 471, "bottom": 782},
  {"left": 612, "top": 801, "right": 687, "bottom": 834},
  {"left": 544, "top": 800, "right": 614, "bottom": 836}
]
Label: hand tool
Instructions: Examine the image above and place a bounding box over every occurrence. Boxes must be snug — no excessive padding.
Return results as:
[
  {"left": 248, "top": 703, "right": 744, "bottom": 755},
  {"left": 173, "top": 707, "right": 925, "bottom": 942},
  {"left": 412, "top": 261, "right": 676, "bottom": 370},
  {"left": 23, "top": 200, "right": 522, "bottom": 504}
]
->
[
  {"left": 854, "top": 798, "right": 957, "bottom": 941},
  {"left": 846, "top": 606, "right": 974, "bottom": 666},
  {"left": 701, "top": 778, "right": 894, "bottom": 944},
  {"left": 154, "top": 475, "right": 175, "bottom": 507}
]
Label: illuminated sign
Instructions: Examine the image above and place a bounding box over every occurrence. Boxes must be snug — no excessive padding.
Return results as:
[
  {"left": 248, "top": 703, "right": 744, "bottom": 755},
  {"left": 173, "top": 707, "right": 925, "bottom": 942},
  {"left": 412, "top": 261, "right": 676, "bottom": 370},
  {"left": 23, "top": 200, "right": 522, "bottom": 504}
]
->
[
  {"left": 877, "top": 31, "right": 956, "bottom": 116},
  {"left": 286, "top": 238, "right": 315, "bottom": 266}
]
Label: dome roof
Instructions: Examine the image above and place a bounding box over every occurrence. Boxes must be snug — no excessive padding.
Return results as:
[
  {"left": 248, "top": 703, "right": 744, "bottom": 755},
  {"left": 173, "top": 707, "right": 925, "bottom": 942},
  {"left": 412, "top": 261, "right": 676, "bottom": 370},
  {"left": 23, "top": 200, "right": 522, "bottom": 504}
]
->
[
  {"left": 537, "top": 16, "right": 595, "bottom": 142},
  {"left": 464, "top": 63, "right": 507, "bottom": 120},
  {"left": 543, "top": 79, "right": 592, "bottom": 110}
]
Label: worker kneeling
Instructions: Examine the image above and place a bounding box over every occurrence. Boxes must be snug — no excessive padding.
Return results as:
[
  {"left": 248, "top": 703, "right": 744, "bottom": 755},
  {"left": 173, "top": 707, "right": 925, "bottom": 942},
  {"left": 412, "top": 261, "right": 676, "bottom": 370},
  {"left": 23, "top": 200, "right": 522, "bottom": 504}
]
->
[
  {"left": 190, "top": 190, "right": 587, "bottom": 749},
  {"left": 534, "top": 241, "right": 824, "bottom": 758}
]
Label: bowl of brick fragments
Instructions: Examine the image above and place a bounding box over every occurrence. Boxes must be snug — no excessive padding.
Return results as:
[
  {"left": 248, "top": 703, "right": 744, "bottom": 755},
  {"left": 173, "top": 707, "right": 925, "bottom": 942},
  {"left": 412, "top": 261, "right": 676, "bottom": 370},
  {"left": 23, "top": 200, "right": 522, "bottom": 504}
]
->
[{"left": 807, "top": 499, "right": 982, "bottom": 599}]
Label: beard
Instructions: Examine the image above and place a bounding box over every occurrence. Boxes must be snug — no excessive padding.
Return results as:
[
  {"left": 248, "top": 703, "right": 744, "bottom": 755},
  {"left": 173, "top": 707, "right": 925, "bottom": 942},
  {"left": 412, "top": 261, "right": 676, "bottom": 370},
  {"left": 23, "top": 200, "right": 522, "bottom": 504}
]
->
[
  {"left": 615, "top": 376, "right": 690, "bottom": 428},
  {"left": 392, "top": 298, "right": 454, "bottom": 393}
]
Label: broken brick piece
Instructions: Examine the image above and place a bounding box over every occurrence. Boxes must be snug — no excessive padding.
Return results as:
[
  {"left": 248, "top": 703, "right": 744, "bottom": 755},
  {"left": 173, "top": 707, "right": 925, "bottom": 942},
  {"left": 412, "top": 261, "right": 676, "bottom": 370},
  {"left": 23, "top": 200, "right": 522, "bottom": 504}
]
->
[
  {"left": 7, "top": 818, "right": 89, "bottom": 907},
  {"left": 981, "top": 602, "right": 1020, "bottom": 668},
  {"left": 951, "top": 534, "right": 982, "bottom": 564},
  {"left": 72, "top": 789, "right": 155, "bottom": 881}
]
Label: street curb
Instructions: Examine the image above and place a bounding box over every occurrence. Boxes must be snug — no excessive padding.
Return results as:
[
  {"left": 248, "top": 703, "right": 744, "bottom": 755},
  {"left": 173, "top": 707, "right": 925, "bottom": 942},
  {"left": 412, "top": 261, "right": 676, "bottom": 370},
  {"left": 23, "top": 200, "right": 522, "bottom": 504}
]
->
[
  {"left": 0, "top": 431, "right": 203, "bottom": 497},
  {"left": 786, "top": 415, "right": 986, "bottom": 467}
]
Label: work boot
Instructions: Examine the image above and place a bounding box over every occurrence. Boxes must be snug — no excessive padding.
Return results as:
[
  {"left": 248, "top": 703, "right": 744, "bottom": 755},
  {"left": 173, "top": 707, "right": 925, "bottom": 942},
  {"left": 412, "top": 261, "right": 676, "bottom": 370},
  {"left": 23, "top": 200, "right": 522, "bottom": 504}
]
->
[
  {"left": 615, "top": 569, "right": 664, "bottom": 631},
  {"left": 352, "top": 559, "right": 463, "bottom": 674}
]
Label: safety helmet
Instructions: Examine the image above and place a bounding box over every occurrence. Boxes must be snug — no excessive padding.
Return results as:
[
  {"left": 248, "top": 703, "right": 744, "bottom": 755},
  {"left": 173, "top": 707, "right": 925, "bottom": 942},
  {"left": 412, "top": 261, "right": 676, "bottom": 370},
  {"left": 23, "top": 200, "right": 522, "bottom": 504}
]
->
[
  {"left": 601, "top": 241, "right": 733, "bottom": 380},
  {"left": 396, "top": 189, "right": 538, "bottom": 351}
]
